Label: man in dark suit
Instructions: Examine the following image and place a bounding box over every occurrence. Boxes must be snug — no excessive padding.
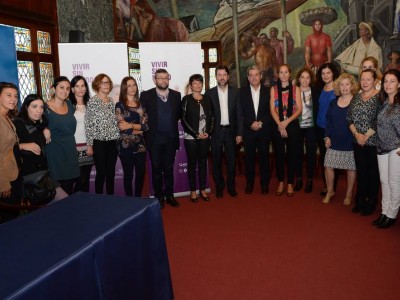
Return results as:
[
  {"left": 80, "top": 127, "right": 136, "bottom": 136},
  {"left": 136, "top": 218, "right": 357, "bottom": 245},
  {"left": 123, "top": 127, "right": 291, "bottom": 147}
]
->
[
  {"left": 238, "top": 65, "right": 272, "bottom": 194},
  {"left": 140, "top": 68, "right": 182, "bottom": 208},
  {"left": 205, "top": 65, "right": 243, "bottom": 198}
]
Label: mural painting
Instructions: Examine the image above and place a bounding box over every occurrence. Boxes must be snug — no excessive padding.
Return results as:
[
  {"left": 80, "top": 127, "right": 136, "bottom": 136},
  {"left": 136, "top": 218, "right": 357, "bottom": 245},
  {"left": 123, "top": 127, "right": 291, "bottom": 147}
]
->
[{"left": 114, "top": 0, "right": 400, "bottom": 87}]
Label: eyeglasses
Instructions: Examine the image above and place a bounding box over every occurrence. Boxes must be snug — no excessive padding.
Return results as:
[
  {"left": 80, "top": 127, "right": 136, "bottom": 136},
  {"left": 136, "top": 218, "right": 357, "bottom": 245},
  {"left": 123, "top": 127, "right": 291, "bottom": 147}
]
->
[
  {"left": 101, "top": 81, "right": 111, "bottom": 85},
  {"left": 155, "top": 77, "right": 169, "bottom": 80}
]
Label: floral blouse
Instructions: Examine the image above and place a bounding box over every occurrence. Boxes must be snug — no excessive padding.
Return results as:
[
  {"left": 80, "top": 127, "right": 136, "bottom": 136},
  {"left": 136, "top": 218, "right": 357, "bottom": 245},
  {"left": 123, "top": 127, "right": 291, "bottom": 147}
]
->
[
  {"left": 115, "top": 102, "right": 149, "bottom": 155},
  {"left": 377, "top": 101, "right": 400, "bottom": 154},
  {"left": 85, "top": 95, "right": 119, "bottom": 146},
  {"left": 347, "top": 93, "right": 380, "bottom": 146}
]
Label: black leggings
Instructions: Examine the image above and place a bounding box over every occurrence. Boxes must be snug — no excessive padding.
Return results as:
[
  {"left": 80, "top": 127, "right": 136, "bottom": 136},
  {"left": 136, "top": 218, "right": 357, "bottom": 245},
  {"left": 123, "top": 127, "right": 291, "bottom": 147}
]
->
[{"left": 93, "top": 140, "right": 117, "bottom": 195}]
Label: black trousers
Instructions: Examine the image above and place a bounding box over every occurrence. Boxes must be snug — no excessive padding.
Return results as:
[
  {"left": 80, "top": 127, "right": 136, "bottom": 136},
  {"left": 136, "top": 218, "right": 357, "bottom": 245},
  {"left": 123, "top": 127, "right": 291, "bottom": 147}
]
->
[
  {"left": 353, "top": 144, "right": 380, "bottom": 209},
  {"left": 93, "top": 140, "right": 117, "bottom": 195},
  {"left": 316, "top": 126, "right": 327, "bottom": 184},
  {"left": 0, "top": 175, "right": 22, "bottom": 223},
  {"left": 73, "top": 164, "right": 93, "bottom": 193},
  {"left": 243, "top": 131, "right": 271, "bottom": 187},
  {"left": 148, "top": 134, "right": 176, "bottom": 199},
  {"left": 295, "top": 126, "right": 317, "bottom": 180},
  {"left": 119, "top": 152, "right": 146, "bottom": 197},
  {"left": 184, "top": 138, "right": 209, "bottom": 191},
  {"left": 211, "top": 128, "right": 236, "bottom": 192},
  {"left": 272, "top": 121, "right": 301, "bottom": 184},
  {"left": 59, "top": 178, "right": 76, "bottom": 195}
]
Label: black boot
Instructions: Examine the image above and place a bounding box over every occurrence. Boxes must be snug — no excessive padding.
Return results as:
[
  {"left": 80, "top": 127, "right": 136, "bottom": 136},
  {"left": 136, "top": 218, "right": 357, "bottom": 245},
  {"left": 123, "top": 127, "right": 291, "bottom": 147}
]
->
[
  {"left": 304, "top": 180, "right": 313, "bottom": 193},
  {"left": 372, "top": 214, "right": 387, "bottom": 226},
  {"left": 294, "top": 178, "right": 303, "bottom": 191}
]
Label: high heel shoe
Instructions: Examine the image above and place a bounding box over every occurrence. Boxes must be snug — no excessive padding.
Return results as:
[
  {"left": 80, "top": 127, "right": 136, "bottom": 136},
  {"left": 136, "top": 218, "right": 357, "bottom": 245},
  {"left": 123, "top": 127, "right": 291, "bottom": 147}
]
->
[
  {"left": 343, "top": 196, "right": 352, "bottom": 206},
  {"left": 320, "top": 187, "right": 328, "bottom": 196},
  {"left": 275, "top": 183, "right": 285, "bottom": 196},
  {"left": 294, "top": 179, "right": 303, "bottom": 191},
  {"left": 199, "top": 190, "right": 210, "bottom": 202},
  {"left": 190, "top": 191, "right": 198, "bottom": 203},
  {"left": 304, "top": 180, "right": 313, "bottom": 193},
  {"left": 322, "top": 192, "right": 334, "bottom": 204},
  {"left": 286, "top": 184, "right": 294, "bottom": 197}
]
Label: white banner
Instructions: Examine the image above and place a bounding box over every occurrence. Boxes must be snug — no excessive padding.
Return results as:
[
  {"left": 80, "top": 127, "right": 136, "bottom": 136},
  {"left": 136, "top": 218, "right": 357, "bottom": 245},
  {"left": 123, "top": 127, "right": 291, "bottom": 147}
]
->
[
  {"left": 139, "top": 42, "right": 202, "bottom": 93},
  {"left": 139, "top": 42, "right": 208, "bottom": 197},
  {"left": 58, "top": 43, "right": 129, "bottom": 195},
  {"left": 58, "top": 43, "right": 129, "bottom": 103}
]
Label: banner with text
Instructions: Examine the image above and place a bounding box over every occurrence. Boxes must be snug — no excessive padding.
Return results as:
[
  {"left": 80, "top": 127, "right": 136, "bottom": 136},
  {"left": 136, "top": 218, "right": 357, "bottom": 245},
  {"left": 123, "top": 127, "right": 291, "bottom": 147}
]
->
[
  {"left": 139, "top": 42, "right": 207, "bottom": 197},
  {"left": 58, "top": 43, "right": 129, "bottom": 195}
]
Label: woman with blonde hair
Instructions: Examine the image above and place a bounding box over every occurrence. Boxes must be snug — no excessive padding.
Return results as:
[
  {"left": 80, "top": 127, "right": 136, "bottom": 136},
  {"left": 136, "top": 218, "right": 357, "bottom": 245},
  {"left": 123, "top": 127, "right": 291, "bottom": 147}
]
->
[
  {"left": 360, "top": 56, "right": 382, "bottom": 89},
  {"left": 323, "top": 73, "right": 358, "bottom": 205}
]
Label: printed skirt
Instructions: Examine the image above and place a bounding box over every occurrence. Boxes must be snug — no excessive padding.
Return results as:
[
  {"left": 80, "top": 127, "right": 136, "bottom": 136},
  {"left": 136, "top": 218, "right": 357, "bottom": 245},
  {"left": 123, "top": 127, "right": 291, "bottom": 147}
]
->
[{"left": 324, "top": 148, "right": 356, "bottom": 170}]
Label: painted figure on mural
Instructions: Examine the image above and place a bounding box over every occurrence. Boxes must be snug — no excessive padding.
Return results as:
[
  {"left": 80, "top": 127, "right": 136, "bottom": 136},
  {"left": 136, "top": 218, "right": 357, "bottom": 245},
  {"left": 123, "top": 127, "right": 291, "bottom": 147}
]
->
[
  {"left": 391, "top": 0, "right": 400, "bottom": 39},
  {"left": 300, "top": 7, "right": 337, "bottom": 73},
  {"left": 115, "top": 0, "right": 188, "bottom": 42},
  {"left": 239, "top": 26, "right": 277, "bottom": 87},
  {"left": 335, "top": 22, "right": 383, "bottom": 77},
  {"left": 385, "top": 50, "right": 400, "bottom": 72},
  {"left": 268, "top": 27, "right": 294, "bottom": 66}
]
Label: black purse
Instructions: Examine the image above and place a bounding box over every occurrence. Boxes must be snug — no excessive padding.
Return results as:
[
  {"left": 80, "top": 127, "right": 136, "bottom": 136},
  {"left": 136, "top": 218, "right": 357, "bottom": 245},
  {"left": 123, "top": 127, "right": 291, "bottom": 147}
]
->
[
  {"left": 22, "top": 123, "right": 56, "bottom": 205},
  {"left": 23, "top": 170, "right": 56, "bottom": 205}
]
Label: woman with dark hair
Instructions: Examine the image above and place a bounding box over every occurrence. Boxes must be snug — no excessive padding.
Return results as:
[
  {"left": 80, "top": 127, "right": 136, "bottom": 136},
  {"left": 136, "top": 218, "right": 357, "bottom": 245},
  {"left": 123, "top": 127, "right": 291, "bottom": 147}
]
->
[
  {"left": 347, "top": 69, "right": 381, "bottom": 215},
  {"left": 69, "top": 76, "right": 93, "bottom": 192},
  {"left": 270, "top": 64, "right": 302, "bottom": 197},
  {"left": 115, "top": 76, "right": 148, "bottom": 197},
  {"left": 374, "top": 69, "right": 400, "bottom": 228},
  {"left": 314, "top": 62, "right": 340, "bottom": 195},
  {"left": 15, "top": 94, "right": 68, "bottom": 201},
  {"left": 85, "top": 73, "right": 119, "bottom": 195},
  {"left": 294, "top": 67, "right": 317, "bottom": 193},
  {"left": 181, "top": 74, "right": 214, "bottom": 202},
  {"left": 0, "top": 82, "right": 21, "bottom": 223},
  {"left": 45, "top": 76, "right": 79, "bottom": 195}
]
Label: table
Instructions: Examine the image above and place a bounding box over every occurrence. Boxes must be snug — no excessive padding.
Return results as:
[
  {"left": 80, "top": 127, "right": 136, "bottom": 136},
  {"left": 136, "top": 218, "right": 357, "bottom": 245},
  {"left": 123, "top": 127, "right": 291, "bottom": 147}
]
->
[{"left": 0, "top": 193, "right": 173, "bottom": 300}]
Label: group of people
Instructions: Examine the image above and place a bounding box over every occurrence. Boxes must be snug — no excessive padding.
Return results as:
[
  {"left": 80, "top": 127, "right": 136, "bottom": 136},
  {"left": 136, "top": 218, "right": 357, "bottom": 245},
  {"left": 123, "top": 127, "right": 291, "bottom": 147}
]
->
[
  {"left": 180, "top": 60, "right": 400, "bottom": 230},
  {"left": 1, "top": 59, "right": 400, "bottom": 228}
]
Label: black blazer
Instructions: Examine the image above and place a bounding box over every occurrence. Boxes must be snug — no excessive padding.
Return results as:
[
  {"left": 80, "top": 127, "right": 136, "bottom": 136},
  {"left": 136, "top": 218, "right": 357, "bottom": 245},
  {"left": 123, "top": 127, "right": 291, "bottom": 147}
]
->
[
  {"left": 181, "top": 94, "right": 214, "bottom": 139},
  {"left": 205, "top": 86, "right": 243, "bottom": 137},
  {"left": 238, "top": 84, "right": 272, "bottom": 139},
  {"left": 139, "top": 88, "right": 182, "bottom": 150}
]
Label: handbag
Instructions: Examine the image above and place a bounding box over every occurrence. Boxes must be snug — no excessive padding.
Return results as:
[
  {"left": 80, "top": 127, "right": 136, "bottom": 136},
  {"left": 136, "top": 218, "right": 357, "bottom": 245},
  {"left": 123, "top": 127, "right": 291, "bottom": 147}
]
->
[
  {"left": 76, "top": 143, "right": 94, "bottom": 166},
  {"left": 23, "top": 170, "right": 56, "bottom": 205}
]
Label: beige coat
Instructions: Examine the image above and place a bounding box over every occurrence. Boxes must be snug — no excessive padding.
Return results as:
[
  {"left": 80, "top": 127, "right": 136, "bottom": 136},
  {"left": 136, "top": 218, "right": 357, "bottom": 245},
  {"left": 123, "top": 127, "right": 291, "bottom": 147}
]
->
[{"left": 0, "top": 115, "right": 18, "bottom": 193}]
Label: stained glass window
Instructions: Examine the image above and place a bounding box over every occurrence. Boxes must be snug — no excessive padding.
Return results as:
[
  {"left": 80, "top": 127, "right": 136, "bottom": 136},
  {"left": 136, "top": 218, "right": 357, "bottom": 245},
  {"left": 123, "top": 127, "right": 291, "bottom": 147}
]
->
[
  {"left": 37, "top": 31, "right": 52, "bottom": 54},
  {"left": 209, "top": 68, "right": 217, "bottom": 88},
  {"left": 14, "top": 27, "right": 32, "bottom": 52},
  {"left": 17, "top": 61, "right": 36, "bottom": 101},
  {"left": 129, "top": 69, "right": 142, "bottom": 94},
  {"left": 39, "top": 62, "right": 54, "bottom": 101},
  {"left": 201, "top": 49, "right": 204, "bottom": 63},
  {"left": 208, "top": 48, "right": 218, "bottom": 63},
  {"left": 128, "top": 47, "right": 140, "bottom": 64}
]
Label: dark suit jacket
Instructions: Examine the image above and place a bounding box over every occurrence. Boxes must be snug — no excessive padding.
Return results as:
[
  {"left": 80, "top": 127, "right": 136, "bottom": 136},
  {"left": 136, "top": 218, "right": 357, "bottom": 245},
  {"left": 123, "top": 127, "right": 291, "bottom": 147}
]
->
[
  {"left": 238, "top": 84, "right": 272, "bottom": 140},
  {"left": 140, "top": 88, "right": 182, "bottom": 150},
  {"left": 205, "top": 86, "right": 243, "bottom": 138}
]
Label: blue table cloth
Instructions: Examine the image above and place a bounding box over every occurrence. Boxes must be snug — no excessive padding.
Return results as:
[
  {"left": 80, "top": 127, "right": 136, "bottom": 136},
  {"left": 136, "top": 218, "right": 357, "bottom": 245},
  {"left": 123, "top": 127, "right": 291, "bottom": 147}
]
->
[{"left": 0, "top": 193, "right": 173, "bottom": 300}]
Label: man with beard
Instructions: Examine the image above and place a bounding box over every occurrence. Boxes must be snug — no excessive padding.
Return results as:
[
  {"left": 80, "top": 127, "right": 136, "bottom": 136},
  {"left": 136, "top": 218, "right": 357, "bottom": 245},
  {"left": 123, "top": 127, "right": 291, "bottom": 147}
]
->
[
  {"left": 140, "top": 68, "right": 182, "bottom": 208},
  {"left": 205, "top": 65, "right": 243, "bottom": 198},
  {"left": 304, "top": 18, "right": 333, "bottom": 73}
]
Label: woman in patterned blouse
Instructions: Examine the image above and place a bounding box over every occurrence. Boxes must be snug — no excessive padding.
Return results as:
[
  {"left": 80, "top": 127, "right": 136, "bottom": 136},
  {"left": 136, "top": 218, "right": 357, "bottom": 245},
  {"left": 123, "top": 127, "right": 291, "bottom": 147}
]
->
[
  {"left": 85, "top": 74, "right": 119, "bottom": 195},
  {"left": 115, "top": 76, "right": 148, "bottom": 197},
  {"left": 374, "top": 69, "right": 400, "bottom": 228},
  {"left": 347, "top": 69, "right": 381, "bottom": 216}
]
